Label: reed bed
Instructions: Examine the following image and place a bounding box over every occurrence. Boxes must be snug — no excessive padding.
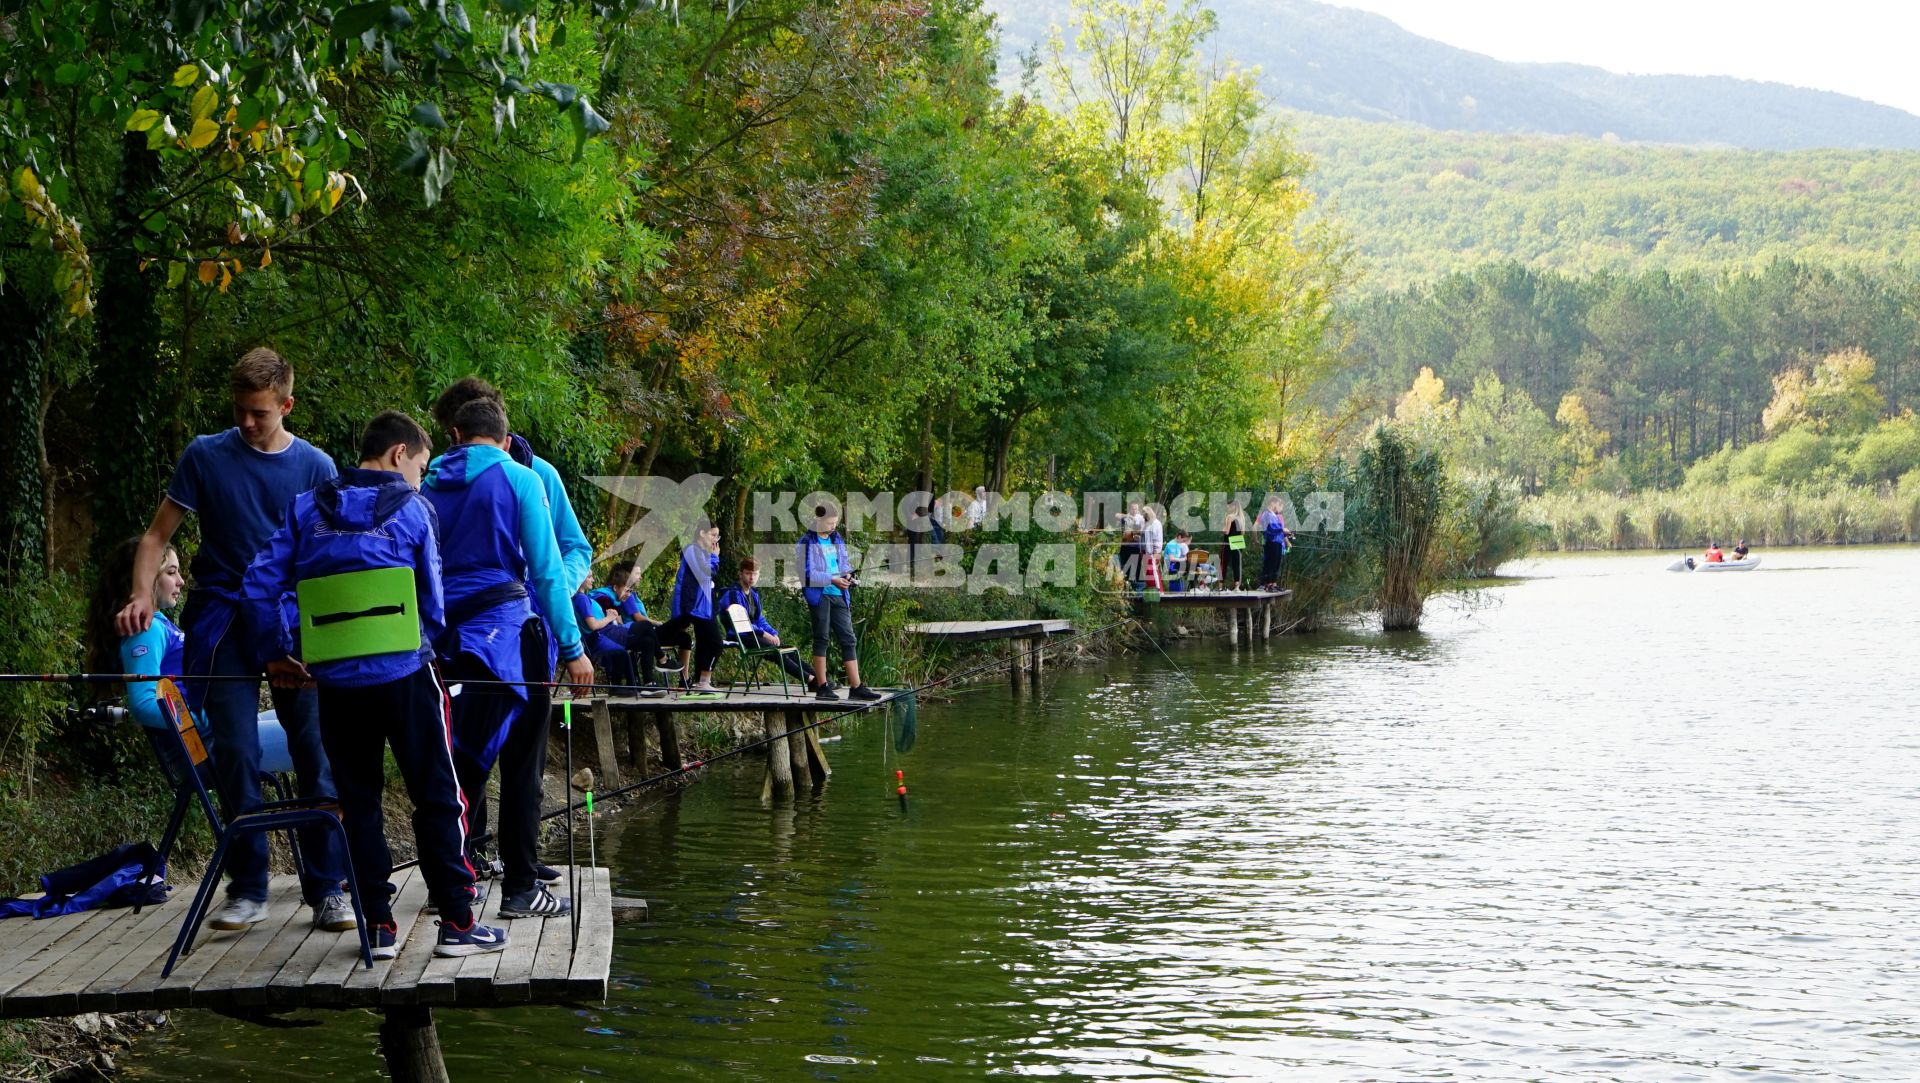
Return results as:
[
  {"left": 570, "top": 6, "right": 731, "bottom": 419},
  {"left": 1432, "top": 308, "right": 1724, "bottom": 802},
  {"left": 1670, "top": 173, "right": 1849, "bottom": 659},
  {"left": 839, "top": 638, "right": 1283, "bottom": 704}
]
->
[{"left": 1528, "top": 481, "right": 1920, "bottom": 550}]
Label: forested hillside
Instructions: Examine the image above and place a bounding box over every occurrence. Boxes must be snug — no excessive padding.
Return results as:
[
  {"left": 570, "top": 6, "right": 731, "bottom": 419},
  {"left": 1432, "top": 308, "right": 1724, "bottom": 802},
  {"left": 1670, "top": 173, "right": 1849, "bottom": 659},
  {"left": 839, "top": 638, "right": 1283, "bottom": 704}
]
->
[
  {"left": 1332, "top": 261, "right": 1920, "bottom": 486},
  {"left": 986, "top": 0, "right": 1920, "bottom": 151},
  {"left": 1291, "top": 113, "right": 1920, "bottom": 288}
]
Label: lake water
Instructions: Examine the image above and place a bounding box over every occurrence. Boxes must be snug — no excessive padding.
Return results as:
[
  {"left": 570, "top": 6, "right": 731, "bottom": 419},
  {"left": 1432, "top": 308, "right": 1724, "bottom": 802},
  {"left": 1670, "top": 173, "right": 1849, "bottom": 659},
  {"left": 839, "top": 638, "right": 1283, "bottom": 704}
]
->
[{"left": 125, "top": 547, "right": 1920, "bottom": 1080}]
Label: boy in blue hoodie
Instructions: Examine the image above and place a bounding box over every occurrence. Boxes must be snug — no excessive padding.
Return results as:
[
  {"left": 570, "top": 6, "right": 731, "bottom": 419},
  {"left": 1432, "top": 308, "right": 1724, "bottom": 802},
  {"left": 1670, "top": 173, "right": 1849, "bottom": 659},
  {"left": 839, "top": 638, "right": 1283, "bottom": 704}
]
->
[
  {"left": 424, "top": 397, "right": 592, "bottom": 919},
  {"left": 243, "top": 412, "right": 505, "bottom": 959},
  {"left": 432, "top": 377, "right": 591, "bottom": 880}
]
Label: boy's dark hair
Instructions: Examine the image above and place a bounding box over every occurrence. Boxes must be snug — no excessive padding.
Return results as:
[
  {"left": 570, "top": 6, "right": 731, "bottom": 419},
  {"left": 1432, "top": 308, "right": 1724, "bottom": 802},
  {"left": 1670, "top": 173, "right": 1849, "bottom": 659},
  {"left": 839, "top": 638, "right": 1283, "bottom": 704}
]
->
[
  {"left": 739, "top": 557, "right": 758, "bottom": 574},
  {"left": 450, "top": 398, "right": 509, "bottom": 442},
  {"left": 608, "top": 559, "right": 635, "bottom": 581},
  {"left": 231, "top": 347, "right": 293, "bottom": 398},
  {"left": 433, "top": 376, "right": 504, "bottom": 432},
  {"left": 359, "top": 410, "right": 432, "bottom": 464}
]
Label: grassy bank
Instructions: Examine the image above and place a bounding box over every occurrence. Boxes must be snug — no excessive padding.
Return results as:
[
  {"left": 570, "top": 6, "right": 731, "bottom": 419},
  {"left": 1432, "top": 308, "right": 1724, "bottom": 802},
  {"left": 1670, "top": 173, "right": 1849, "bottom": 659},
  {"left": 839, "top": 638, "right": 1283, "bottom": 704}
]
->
[{"left": 1527, "top": 481, "right": 1920, "bottom": 550}]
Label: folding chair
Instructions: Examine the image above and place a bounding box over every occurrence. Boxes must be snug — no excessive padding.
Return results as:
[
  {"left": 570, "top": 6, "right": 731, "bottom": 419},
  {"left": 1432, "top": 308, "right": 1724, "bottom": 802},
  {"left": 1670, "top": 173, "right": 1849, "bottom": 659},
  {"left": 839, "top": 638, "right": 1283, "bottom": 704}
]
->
[
  {"left": 1187, "top": 549, "right": 1216, "bottom": 591},
  {"left": 144, "top": 678, "right": 372, "bottom": 977},
  {"left": 722, "top": 603, "right": 801, "bottom": 695}
]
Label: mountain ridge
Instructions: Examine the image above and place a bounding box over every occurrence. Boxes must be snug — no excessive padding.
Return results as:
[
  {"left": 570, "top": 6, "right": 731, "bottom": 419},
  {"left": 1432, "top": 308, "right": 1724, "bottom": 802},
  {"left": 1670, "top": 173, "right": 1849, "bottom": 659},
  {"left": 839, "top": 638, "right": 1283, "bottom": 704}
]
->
[{"left": 985, "top": 0, "right": 1920, "bottom": 151}]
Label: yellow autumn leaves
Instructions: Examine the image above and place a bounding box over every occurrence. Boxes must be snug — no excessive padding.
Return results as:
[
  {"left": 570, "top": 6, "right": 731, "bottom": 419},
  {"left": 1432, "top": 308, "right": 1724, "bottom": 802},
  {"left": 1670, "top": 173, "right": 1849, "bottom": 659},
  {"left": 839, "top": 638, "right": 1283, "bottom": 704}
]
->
[{"left": 124, "top": 76, "right": 223, "bottom": 150}]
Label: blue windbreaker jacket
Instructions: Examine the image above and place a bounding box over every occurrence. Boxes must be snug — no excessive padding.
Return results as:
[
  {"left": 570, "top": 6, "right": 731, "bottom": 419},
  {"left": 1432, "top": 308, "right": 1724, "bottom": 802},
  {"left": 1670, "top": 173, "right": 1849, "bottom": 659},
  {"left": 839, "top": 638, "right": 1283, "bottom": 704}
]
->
[
  {"left": 242, "top": 467, "right": 445, "bottom": 688},
  {"left": 423, "top": 444, "right": 584, "bottom": 667}
]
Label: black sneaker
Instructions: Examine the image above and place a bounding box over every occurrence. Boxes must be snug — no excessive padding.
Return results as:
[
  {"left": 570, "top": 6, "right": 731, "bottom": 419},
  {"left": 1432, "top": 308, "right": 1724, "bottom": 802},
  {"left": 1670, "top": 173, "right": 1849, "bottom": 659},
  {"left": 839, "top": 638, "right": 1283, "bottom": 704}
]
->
[
  {"left": 654, "top": 655, "right": 684, "bottom": 672},
  {"left": 535, "top": 865, "right": 562, "bottom": 884},
  {"left": 849, "top": 685, "right": 884, "bottom": 702},
  {"left": 498, "top": 885, "right": 572, "bottom": 919},
  {"left": 815, "top": 684, "right": 840, "bottom": 701}
]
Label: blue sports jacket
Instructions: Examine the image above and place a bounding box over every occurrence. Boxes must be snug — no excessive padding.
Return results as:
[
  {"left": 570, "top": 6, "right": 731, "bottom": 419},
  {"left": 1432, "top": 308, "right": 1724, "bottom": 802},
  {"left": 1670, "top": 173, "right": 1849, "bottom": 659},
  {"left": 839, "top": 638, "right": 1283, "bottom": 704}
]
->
[
  {"left": 797, "top": 532, "right": 851, "bottom": 606},
  {"left": 671, "top": 544, "right": 720, "bottom": 620},
  {"left": 242, "top": 467, "right": 445, "bottom": 688},
  {"left": 423, "top": 444, "right": 584, "bottom": 665},
  {"left": 715, "top": 585, "right": 777, "bottom": 640},
  {"left": 508, "top": 434, "right": 592, "bottom": 592}
]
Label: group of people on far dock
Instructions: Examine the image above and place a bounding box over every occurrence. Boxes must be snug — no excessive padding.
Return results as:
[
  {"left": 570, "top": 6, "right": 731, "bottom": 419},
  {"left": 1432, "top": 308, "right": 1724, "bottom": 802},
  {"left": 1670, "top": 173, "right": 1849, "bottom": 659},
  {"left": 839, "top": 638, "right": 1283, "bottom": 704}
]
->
[
  {"left": 93, "top": 350, "right": 877, "bottom": 966},
  {"left": 1112, "top": 496, "right": 1294, "bottom": 594}
]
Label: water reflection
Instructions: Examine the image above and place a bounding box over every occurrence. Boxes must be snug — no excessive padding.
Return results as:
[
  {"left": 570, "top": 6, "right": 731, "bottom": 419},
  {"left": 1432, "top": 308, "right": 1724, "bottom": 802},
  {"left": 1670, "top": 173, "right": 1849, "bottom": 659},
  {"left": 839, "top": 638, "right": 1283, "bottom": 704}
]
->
[{"left": 127, "top": 548, "right": 1920, "bottom": 1081}]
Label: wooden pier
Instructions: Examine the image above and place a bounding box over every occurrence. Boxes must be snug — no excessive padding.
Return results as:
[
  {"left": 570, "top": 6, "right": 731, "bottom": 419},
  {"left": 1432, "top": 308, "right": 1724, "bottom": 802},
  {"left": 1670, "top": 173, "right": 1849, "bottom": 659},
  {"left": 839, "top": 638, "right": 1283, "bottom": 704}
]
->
[
  {"left": 553, "top": 687, "right": 905, "bottom": 802},
  {"left": 1132, "top": 589, "right": 1292, "bottom": 642},
  {"left": 907, "top": 619, "right": 1074, "bottom": 687},
  {"left": 0, "top": 865, "right": 611, "bottom": 1078}
]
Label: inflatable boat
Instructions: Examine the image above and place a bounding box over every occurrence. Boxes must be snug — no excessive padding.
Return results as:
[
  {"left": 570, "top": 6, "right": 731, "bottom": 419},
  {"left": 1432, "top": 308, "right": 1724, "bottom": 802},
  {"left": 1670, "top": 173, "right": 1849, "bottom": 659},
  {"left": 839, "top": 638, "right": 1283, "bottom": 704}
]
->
[{"left": 1666, "top": 555, "right": 1761, "bottom": 572}]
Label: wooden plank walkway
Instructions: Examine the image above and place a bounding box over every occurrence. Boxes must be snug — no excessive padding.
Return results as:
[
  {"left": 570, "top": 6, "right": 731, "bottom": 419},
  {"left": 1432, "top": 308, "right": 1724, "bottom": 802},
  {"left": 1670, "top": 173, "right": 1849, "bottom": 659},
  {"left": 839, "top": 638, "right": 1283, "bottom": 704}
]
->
[
  {"left": 0, "top": 866, "right": 610, "bottom": 1019},
  {"left": 1132, "top": 588, "right": 1293, "bottom": 641},
  {"left": 550, "top": 686, "right": 904, "bottom": 789},
  {"left": 907, "top": 619, "right": 1075, "bottom": 687},
  {"left": 906, "top": 619, "right": 1074, "bottom": 642}
]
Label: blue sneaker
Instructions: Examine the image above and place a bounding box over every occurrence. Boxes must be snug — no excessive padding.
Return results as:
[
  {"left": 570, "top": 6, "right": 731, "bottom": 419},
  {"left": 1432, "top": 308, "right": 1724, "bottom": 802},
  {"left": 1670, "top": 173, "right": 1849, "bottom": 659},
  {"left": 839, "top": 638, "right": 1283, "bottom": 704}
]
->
[
  {"left": 434, "top": 919, "right": 510, "bottom": 958},
  {"left": 372, "top": 921, "right": 399, "bottom": 961},
  {"left": 535, "top": 865, "right": 562, "bottom": 884}
]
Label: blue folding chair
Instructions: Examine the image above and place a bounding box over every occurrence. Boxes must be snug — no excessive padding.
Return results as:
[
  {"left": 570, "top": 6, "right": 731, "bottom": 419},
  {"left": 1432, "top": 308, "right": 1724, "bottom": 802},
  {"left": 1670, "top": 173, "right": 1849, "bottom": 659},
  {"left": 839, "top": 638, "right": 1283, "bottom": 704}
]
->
[{"left": 146, "top": 678, "right": 371, "bottom": 976}]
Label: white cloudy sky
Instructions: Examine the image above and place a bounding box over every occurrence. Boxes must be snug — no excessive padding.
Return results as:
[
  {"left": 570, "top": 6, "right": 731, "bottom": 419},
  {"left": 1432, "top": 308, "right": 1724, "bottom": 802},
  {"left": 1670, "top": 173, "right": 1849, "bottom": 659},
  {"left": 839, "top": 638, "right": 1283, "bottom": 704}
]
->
[{"left": 1332, "top": 0, "right": 1920, "bottom": 115}]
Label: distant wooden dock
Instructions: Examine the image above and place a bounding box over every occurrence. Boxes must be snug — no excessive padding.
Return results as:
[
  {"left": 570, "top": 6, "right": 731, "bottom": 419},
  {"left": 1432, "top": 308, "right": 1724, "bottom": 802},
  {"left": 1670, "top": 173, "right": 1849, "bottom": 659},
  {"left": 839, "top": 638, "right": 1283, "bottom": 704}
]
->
[
  {"left": 908, "top": 619, "right": 1075, "bottom": 686},
  {"left": 0, "top": 865, "right": 612, "bottom": 1078},
  {"left": 1131, "top": 588, "right": 1292, "bottom": 641},
  {"left": 552, "top": 687, "right": 906, "bottom": 802}
]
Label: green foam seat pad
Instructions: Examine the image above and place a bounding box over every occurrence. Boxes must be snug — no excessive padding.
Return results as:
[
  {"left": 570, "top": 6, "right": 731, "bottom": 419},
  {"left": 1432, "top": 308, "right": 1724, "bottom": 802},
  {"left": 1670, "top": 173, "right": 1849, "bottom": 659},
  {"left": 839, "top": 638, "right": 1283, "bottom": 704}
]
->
[{"left": 297, "top": 566, "right": 421, "bottom": 664}]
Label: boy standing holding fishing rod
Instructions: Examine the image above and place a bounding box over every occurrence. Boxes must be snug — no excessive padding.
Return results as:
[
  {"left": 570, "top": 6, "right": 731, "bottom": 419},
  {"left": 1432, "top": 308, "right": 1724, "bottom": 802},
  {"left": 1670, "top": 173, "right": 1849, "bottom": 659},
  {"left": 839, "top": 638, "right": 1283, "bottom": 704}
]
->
[
  {"left": 113, "top": 348, "right": 353, "bottom": 934},
  {"left": 242, "top": 412, "right": 506, "bottom": 958}
]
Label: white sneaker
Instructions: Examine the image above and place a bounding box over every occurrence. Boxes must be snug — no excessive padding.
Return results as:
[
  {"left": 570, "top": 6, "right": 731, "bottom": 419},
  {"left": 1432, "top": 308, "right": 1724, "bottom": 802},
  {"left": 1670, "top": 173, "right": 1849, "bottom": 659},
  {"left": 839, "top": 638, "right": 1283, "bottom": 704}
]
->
[
  {"left": 312, "top": 893, "right": 358, "bottom": 931},
  {"left": 208, "top": 896, "right": 269, "bottom": 930}
]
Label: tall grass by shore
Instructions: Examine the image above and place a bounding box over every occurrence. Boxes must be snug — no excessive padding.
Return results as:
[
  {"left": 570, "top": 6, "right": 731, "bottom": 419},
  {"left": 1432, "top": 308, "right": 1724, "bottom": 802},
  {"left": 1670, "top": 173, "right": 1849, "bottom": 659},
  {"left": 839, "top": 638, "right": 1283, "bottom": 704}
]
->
[{"left": 1528, "top": 480, "right": 1920, "bottom": 550}]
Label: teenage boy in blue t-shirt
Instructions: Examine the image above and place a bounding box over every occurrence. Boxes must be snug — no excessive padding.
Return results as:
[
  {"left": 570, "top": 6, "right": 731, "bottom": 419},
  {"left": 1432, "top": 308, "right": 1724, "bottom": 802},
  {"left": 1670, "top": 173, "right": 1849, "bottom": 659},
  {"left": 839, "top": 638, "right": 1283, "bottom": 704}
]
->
[
  {"left": 114, "top": 348, "right": 352, "bottom": 934},
  {"left": 243, "top": 411, "right": 506, "bottom": 960}
]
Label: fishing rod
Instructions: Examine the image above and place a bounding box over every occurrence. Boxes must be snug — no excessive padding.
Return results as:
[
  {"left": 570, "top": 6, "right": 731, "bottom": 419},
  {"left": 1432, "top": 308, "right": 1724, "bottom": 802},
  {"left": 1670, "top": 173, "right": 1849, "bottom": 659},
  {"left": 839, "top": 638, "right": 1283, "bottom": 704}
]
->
[{"left": 0, "top": 670, "right": 703, "bottom": 698}]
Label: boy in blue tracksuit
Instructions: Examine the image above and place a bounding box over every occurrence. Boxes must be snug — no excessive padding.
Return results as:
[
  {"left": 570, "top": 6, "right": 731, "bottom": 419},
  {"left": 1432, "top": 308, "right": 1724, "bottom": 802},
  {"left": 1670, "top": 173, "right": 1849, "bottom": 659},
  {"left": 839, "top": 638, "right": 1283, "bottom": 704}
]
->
[
  {"left": 423, "top": 397, "right": 592, "bottom": 919},
  {"left": 798, "top": 504, "right": 882, "bottom": 702},
  {"left": 716, "top": 557, "right": 809, "bottom": 683},
  {"left": 432, "top": 378, "right": 591, "bottom": 880},
  {"left": 243, "top": 412, "right": 506, "bottom": 959},
  {"left": 113, "top": 348, "right": 350, "bottom": 934}
]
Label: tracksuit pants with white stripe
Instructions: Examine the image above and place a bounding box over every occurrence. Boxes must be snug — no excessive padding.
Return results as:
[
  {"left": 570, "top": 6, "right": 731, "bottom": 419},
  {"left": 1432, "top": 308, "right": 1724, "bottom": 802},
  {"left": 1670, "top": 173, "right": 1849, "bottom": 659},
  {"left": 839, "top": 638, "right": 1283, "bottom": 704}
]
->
[{"left": 316, "top": 665, "right": 477, "bottom": 927}]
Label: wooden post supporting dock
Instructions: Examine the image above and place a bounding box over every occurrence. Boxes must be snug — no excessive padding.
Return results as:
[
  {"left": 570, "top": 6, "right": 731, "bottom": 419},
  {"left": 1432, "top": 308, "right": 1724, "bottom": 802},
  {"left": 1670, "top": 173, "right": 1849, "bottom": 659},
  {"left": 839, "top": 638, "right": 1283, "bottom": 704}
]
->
[
  {"left": 784, "top": 708, "right": 810, "bottom": 786},
  {"left": 589, "top": 696, "right": 619, "bottom": 785},
  {"left": 653, "top": 709, "right": 682, "bottom": 771},
  {"left": 380, "top": 1005, "right": 450, "bottom": 1083},
  {"left": 763, "top": 710, "right": 794, "bottom": 799}
]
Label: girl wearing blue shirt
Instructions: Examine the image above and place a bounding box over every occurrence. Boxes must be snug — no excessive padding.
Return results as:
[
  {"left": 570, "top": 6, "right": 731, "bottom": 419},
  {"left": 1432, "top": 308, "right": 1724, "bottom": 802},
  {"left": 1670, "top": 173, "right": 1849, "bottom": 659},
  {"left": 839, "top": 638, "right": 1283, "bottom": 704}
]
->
[{"left": 87, "top": 538, "right": 194, "bottom": 781}]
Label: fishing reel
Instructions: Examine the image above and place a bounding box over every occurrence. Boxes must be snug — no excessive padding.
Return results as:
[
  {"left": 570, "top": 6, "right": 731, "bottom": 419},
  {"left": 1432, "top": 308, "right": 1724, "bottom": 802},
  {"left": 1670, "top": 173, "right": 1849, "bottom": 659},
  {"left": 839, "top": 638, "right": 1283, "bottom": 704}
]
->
[{"left": 69, "top": 703, "right": 131, "bottom": 730}]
